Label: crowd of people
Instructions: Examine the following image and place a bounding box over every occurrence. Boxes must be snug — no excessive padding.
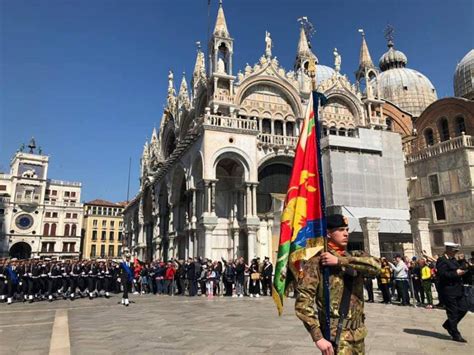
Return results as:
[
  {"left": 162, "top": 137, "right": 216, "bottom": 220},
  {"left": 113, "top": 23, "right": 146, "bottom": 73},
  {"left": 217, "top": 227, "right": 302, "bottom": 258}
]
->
[
  {"left": 0, "top": 255, "right": 274, "bottom": 304},
  {"left": 1, "top": 250, "right": 472, "bottom": 308},
  {"left": 364, "top": 251, "right": 473, "bottom": 309}
]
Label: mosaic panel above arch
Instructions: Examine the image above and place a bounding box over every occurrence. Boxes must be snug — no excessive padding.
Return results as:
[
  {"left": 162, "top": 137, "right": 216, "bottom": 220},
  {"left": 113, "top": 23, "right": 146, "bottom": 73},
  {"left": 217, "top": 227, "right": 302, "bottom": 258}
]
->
[
  {"left": 321, "top": 96, "right": 358, "bottom": 128},
  {"left": 239, "top": 84, "right": 297, "bottom": 120}
]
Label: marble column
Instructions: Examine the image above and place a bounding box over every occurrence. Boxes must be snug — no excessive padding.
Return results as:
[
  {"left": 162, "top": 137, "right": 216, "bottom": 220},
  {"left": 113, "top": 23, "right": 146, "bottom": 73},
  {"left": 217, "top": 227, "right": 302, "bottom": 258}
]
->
[
  {"left": 360, "top": 217, "right": 381, "bottom": 257},
  {"left": 204, "top": 180, "right": 211, "bottom": 215},
  {"left": 191, "top": 189, "right": 197, "bottom": 229},
  {"left": 188, "top": 231, "right": 194, "bottom": 258},
  {"left": 410, "top": 218, "right": 431, "bottom": 257},
  {"left": 251, "top": 183, "right": 258, "bottom": 217},
  {"left": 204, "top": 226, "right": 216, "bottom": 259},
  {"left": 210, "top": 180, "right": 216, "bottom": 215},
  {"left": 246, "top": 184, "right": 252, "bottom": 218},
  {"left": 267, "top": 218, "right": 274, "bottom": 260},
  {"left": 232, "top": 229, "right": 239, "bottom": 259},
  {"left": 247, "top": 226, "right": 258, "bottom": 262}
]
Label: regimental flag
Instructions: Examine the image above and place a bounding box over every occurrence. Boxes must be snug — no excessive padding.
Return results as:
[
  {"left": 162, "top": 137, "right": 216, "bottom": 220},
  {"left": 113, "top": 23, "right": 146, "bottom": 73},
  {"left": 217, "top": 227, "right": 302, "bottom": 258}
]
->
[{"left": 272, "top": 91, "right": 328, "bottom": 316}]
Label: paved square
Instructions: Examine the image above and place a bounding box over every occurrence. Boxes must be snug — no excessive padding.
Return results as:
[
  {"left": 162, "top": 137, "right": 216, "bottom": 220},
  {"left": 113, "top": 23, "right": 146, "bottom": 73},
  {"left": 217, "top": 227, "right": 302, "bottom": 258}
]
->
[{"left": 0, "top": 295, "right": 472, "bottom": 355}]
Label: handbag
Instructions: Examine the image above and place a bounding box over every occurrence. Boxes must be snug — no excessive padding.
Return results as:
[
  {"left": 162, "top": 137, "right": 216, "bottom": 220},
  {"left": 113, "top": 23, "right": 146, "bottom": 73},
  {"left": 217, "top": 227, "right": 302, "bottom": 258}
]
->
[{"left": 251, "top": 272, "right": 260, "bottom": 281}]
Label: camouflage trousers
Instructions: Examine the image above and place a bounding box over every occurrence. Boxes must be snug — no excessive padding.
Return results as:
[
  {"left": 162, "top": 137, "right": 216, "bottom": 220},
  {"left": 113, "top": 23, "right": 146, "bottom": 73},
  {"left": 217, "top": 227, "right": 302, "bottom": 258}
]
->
[{"left": 336, "top": 337, "right": 365, "bottom": 355}]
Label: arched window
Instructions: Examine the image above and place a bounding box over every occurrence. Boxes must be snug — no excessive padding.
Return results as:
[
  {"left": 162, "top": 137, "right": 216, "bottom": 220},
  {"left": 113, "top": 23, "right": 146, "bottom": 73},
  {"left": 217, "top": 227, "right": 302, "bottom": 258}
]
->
[
  {"left": 64, "top": 224, "right": 70, "bottom": 237},
  {"left": 424, "top": 128, "right": 434, "bottom": 147},
  {"left": 386, "top": 117, "right": 393, "bottom": 131},
  {"left": 286, "top": 122, "right": 295, "bottom": 136},
  {"left": 322, "top": 126, "right": 328, "bottom": 137},
  {"left": 455, "top": 116, "right": 466, "bottom": 136},
  {"left": 71, "top": 224, "right": 77, "bottom": 236},
  {"left": 329, "top": 126, "right": 337, "bottom": 135},
  {"left": 347, "top": 129, "right": 356, "bottom": 137},
  {"left": 438, "top": 118, "right": 450, "bottom": 142},
  {"left": 50, "top": 223, "right": 57, "bottom": 237},
  {"left": 338, "top": 128, "right": 346, "bottom": 136},
  {"left": 262, "top": 119, "right": 271, "bottom": 134},
  {"left": 43, "top": 223, "right": 49, "bottom": 237},
  {"left": 274, "top": 120, "right": 283, "bottom": 135}
]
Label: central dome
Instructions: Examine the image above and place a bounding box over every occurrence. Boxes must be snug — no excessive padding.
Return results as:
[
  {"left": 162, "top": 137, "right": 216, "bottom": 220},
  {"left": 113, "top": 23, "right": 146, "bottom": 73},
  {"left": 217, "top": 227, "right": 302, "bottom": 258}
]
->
[
  {"left": 373, "top": 68, "right": 437, "bottom": 116},
  {"left": 372, "top": 42, "right": 437, "bottom": 116}
]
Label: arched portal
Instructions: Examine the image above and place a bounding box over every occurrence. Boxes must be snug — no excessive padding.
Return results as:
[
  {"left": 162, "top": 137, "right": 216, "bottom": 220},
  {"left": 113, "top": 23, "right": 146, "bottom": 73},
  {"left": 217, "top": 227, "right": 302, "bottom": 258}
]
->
[
  {"left": 171, "top": 166, "right": 187, "bottom": 260},
  {"left": 158, "top": 186, "right": 170, "bottom": 261},
  {"left": 142, "top": 188, "right": 153, "bottom": 262},
  {"left": 9, "top": 242, "right": 32, "bottom": 259},
  {"left": 215, "top": 158, "right": 245, "bottom": 219},
  {"left": 257, "top": 159, "right": 292, "bottom": 214}
]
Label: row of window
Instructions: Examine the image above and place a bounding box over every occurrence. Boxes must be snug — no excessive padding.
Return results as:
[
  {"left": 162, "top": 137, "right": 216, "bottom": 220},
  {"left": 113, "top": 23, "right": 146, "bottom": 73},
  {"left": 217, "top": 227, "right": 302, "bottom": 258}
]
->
[
  {"left": 45, "top": 189, "right": 77, "bottom": 198},
  {"left": 41, "top": 242, "right": 76, "bottom": 253},
  {"left": 45, "top": 199, "right": 77, "bottom": 206},
  {"left": 87, "top": 206, "right": 123, "bottom": 216},
  {"left": 91, "top": 230, "right": 122, "bottom": 241},
  {"left": 90, "top": 245, "right": 122, "bottom": 258},
  {"left": 45, "top": 212, "right": 78, "bottom": 219},
  {"left": 92, "top": 220, "right": 123, "bottom": 228},
  {"left": 43, "top": 223, "right": 77, "bottom": 237},
  {"left": 424, "top": 116, "right": 466, "bottom": 147}
]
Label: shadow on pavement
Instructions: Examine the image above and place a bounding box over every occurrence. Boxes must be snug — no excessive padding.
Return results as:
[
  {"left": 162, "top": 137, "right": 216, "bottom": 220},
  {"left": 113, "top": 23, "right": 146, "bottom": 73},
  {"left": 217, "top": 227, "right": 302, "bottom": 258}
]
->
[{"left": 403, "top": 328, "right": 452, "bottom": 340}]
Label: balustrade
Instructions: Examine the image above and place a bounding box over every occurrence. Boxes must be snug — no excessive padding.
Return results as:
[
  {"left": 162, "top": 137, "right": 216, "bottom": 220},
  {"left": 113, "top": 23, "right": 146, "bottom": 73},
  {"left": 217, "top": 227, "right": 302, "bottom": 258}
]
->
[
  {"left": 204, "top": 114, "right": 258, "bottom": 131},
  {"left": 406, "top": 134, "right": 473, "bottom": 163},
  {"left": 257, "top": 133, "right": 298, "bottom": 148}
]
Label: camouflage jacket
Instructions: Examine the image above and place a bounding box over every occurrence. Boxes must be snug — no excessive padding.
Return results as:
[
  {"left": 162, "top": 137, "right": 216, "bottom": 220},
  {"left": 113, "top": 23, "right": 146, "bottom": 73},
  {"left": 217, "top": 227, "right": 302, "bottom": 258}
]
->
[{"left": 295, "top": 248, "right": 381, "bottom": 343}]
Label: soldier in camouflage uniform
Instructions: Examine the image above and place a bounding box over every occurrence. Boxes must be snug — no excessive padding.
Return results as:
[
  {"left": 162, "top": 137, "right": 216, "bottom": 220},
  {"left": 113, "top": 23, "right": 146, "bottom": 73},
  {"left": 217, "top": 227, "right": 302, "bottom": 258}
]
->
[{"left": 295, "top": 214, "right": 381, "bottom": 355}]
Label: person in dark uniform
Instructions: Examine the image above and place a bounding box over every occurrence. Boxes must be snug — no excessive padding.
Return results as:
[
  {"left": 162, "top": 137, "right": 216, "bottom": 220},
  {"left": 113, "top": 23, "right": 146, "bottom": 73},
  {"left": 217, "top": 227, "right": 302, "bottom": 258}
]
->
[
  {"left": 437, "top": 242, "right": 468, "bottom": 343},
  {"left": 119, "top": 248, "right": 134, "bottom": 306},
  {"left": 261, "top": 257, "right": 273, "bottom": 296},
  {"left": 186, "top": 258, "right": 198, "bottom": 296}
]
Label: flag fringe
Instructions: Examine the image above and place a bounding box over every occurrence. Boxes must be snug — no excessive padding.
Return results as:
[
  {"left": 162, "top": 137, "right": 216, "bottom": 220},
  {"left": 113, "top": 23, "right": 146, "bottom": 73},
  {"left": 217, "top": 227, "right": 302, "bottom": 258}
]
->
[{"left": 272, "top": 285, "right": 284, "bottom": 316}]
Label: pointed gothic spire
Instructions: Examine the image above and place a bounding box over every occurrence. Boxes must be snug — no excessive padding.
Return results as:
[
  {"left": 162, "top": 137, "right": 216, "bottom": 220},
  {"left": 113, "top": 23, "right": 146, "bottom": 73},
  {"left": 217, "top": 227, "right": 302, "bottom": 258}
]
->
[
  {"left": 151, "top": 127, "right": 158, "bottom": 143},
  {"left": 358, "top": 29, "right": 375, "bottom": 70},
  {"left": 296, "top": 26, "right": 311, "bottom": 56},
  {"left": 179, "top": 73, "right": 188, "bottom": 95},
  {"left": 178, "top": 73, "right": 190, "bottom": 108},
  {"left": 295, "top": 25, "right": 318, "bottom": 71},
  {"left": 142, "top": 140, "right": 149, "bottom": 158},
  {"left": 213, "top": 0, "right": 230, "bottom": 38}
]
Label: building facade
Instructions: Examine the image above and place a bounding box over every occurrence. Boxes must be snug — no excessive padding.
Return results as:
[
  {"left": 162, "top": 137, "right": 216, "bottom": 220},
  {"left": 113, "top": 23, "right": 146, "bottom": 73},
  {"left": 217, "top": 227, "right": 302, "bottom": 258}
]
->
[
  {"left": 0, "top": 140, "right": 83, "bottom": 259},
  {"left": 405, "top": 49, "right": 474, "bottom": 256},
  {"left": 81, "top": 200, "right": 125, "bottom": 259},
  {"left": 123, "top": 4, "right": 439, "bottom": 262}
]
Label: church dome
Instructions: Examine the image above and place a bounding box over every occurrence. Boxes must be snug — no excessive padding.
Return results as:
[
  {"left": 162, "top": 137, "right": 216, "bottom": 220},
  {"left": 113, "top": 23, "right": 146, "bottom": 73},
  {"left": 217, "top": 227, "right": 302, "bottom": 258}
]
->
[
  {"left": 372, "top": 41, "right": 437, "bottom": 117},
  {"left": 315, "top": 64, "right": 336, "bottom": 85},
  {"left": 379, "top": 47, "right": 408, "bottom": 71},
  {"left": 454, "top": 49, "right": 474, "bottom": 99}
]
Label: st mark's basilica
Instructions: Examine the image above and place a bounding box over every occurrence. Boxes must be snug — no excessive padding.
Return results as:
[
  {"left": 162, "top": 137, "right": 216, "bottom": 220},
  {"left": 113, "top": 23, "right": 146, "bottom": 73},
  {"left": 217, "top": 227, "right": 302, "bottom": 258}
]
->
[{"left": 123, "top": 2, "right": 473, "bottom": 263}]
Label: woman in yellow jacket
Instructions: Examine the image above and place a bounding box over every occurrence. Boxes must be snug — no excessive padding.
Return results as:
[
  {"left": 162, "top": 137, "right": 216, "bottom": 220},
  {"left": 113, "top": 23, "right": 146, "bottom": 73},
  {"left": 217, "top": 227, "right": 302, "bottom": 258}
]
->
[
  {"left": 379, "top": 258, "right": 392, "bottom": 303},
  {"left": 420, "top": 259, "right": 433, "bottom": 308}
]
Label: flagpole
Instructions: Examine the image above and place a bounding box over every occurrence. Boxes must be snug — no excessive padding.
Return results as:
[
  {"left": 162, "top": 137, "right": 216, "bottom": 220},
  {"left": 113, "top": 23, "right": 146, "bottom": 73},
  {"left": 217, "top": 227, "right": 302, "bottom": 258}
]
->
[{"left": 307, "top": 57, "right": 331, "bottom": 342}]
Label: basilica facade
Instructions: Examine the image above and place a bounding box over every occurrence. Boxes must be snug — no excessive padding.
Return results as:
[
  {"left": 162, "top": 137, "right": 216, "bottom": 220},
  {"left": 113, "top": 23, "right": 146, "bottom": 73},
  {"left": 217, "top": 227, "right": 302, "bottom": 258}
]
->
[{"left": 123, "top": 3, "right": 468, "bottom": 262}]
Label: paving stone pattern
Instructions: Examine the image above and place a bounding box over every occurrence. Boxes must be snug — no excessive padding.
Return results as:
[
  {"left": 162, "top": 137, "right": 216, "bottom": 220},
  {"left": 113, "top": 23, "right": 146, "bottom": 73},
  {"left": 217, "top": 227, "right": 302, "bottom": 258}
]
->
[{"left": 0, "top": 295, "right": 472, "bottom": 355}]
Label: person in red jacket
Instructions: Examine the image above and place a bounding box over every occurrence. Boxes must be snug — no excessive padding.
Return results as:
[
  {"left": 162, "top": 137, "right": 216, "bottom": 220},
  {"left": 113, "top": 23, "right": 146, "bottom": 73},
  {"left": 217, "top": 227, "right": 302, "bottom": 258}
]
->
[
  {"left": 164, "top": 262, "right": 176, "bottom": 295},
  {"left": 133, "top": 259, "right": 142, "bottom": 294}
]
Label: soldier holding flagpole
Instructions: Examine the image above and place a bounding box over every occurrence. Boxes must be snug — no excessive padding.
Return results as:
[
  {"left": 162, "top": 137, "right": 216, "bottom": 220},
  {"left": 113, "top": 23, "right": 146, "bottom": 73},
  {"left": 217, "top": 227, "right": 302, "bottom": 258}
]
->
[{"left": 273, "top": 19, "right": 380, "bottom": 355}]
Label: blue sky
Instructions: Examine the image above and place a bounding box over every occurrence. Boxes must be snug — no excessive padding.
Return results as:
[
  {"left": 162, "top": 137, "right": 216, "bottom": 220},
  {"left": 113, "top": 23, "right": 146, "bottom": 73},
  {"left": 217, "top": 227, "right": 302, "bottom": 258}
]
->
[{"left": 1, "top": 0, "right": 472, "bottom": 203}]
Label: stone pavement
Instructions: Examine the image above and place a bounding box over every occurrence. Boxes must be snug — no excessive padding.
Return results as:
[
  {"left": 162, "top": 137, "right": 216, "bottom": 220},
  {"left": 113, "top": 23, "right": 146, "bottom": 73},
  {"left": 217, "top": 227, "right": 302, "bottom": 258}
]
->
[{"left": 0, "top": 295, "right": 472, "bottom": 355}]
